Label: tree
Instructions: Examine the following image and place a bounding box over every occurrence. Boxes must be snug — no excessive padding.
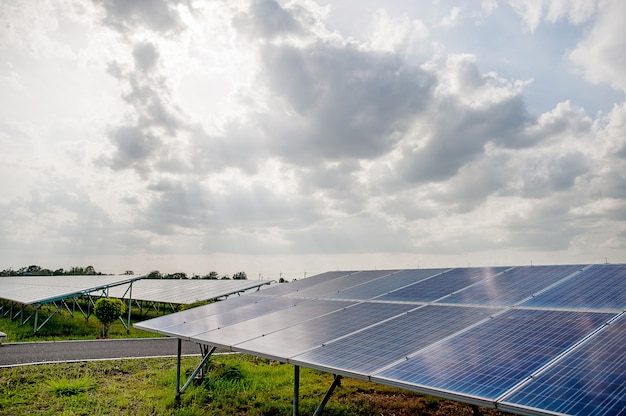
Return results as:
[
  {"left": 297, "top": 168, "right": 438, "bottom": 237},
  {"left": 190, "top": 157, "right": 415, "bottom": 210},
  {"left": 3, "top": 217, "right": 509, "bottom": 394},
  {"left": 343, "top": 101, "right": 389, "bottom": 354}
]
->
[
  {"left": 232, "top": 271, "right": 247, "bottom": 280},
  {"left": 146, "top": 270, "right": 162, "bottom": 279},
  {"left": 94, "top": 298, "right": 126, "bottom": 338}
]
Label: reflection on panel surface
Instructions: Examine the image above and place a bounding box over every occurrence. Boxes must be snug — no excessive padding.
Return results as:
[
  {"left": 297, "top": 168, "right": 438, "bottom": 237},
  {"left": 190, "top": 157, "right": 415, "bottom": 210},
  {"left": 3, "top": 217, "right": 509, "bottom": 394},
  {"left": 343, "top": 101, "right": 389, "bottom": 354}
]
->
[{"left": 375, "top": 309, "right": 614, "bottom": 400}]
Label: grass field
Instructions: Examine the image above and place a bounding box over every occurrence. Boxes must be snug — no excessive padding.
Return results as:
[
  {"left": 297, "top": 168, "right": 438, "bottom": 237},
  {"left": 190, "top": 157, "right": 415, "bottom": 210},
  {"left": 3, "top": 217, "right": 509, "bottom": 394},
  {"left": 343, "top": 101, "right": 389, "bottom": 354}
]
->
[{"left": 0, "top": 354, "right": 511, "bottom": 415}]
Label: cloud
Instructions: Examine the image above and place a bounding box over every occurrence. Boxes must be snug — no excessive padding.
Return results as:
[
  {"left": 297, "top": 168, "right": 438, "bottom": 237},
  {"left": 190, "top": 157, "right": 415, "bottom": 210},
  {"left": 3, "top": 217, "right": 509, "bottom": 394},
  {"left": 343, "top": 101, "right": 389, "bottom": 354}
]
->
[
  {"left": 95, "top": 0, "right": 187, "bottom": 34},
  {"left": 258, "top": 40, "right": 434, "bottom": 163},
  {"left": 507, "top": 0, "right": 597, "bottom": 32},
  {"left": 569, "top": 0, "right": 626, "bottom": 91},
  {"left": 233, "top": 0, "right": 303, "bottom": 39}
]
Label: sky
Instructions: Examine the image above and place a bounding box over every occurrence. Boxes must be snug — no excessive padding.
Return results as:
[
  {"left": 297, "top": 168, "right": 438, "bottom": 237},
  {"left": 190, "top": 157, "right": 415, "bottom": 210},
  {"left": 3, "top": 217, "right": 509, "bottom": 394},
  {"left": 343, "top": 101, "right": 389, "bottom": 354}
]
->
[{"left": 1, "top": 0, "right": 625, "bottom": 280}]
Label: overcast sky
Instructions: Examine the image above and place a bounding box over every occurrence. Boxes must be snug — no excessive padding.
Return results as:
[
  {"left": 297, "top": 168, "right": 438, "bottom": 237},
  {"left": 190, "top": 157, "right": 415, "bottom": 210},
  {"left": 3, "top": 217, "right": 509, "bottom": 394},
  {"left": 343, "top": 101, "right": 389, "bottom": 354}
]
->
[{"left": 1, "top": 0, "right": 625, "bottom": 279}]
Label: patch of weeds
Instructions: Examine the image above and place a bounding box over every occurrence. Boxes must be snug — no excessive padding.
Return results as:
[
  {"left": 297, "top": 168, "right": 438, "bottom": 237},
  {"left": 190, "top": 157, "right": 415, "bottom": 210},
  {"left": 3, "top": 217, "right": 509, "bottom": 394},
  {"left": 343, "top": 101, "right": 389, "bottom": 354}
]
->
[{"left": 46, "top": 376, "right": 98, "bottom": 397}]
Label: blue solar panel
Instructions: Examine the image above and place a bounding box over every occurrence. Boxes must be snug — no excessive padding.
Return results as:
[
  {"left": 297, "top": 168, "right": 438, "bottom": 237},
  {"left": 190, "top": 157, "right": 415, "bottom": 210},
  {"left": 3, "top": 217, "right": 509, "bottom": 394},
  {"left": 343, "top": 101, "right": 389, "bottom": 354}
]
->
[
  {"left": 136, "top": 296, "right": 308, "bottom": 338},
  {"left": 323, "top": 269, "right": 447, "bottom": 300},
  {"left": 440, "top": 265, "right": 582, "bottom": 306},
  {"left": 235, "top": 302, "right": 415, "bottom": 358},
  {"left": 501, "top": 313, "right": 626, "bottom": 416},
  {"left": 192, "top": 299, "right": 356, "bottom": 347},
  {"left": 253, "top": 271, "right": 352, "bottom": 296},
  {"left": 292, "top": 305, "right": 501, "bottom": 376},
  {"left": 374, "top": 309, "right": 614, "bottom": 400},
  {"left": 522, "top": 264, "right": 626, "bottom": 310},
  {"left": 288, "top": 270, "right": 399, "bottom": 299},
  {"left": 378, "top": 267, "right": 507, "bottom": 303}
]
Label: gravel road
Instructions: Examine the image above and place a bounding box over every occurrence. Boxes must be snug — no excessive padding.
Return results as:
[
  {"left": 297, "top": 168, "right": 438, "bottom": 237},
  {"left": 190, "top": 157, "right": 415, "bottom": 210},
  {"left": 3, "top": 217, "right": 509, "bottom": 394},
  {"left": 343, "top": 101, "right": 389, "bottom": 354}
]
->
[{"left": 0, "top": 338, "right": 202, "bottom": 367}]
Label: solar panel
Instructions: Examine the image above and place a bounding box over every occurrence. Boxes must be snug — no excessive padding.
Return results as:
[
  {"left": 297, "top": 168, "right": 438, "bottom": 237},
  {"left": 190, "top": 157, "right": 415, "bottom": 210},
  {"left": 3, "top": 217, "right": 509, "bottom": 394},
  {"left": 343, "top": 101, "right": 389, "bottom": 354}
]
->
[
  {"left": 522, "top": 264, "right": 626, "bottom": 310},
  {"left": 440, "top": 265, "right": 583, "bottom": 306},
  {"left": 135, "top": 296, "right": 304, "bottom": 337},
  {"left": 374, "top": 309, "right": 614, "bottom": 401},
  {"left": 322, "top": 269, "right": 447, "bottom": 300},
  {"left": 0, "top": 275, "right": 142, "bottom": 305},
  {"left": 292, "top": 305, "right": 501, "bottom": 376},
  {"left": 377, "top": 267, "right": 507, "bottom": 303},
  {"left": 500, "top": 313, "right": 626, "bottom": 416},
  {"left": 253, "top": 271, "right": 352, "bottom": 297},
  {"left": 192, "top": 299, "right": 357, "bottom": 348},
  {"left": 234, "top": 301, "right": 415, "bottom": 358},
  {"left": 105, "top": 279, "right": 272, "bottom": 304},
  {"left": 287, "top": 270, "right": 399, "bottom": 299}
]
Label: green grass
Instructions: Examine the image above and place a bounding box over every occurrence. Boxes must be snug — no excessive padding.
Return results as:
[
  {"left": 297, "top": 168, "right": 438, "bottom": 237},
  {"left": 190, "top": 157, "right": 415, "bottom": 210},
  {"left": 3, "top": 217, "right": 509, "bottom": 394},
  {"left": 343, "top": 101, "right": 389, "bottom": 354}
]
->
[
  {"left": 0, "top": 355, "right": 506, "bottom": 416},
  {"left": 47, "top": 375, "right": 98, "bottom": 397}
]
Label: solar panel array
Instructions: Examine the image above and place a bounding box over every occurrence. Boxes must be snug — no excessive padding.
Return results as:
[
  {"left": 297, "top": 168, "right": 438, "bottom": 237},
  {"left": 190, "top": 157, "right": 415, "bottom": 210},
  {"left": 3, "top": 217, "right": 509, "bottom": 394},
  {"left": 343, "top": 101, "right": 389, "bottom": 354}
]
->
[
  {"left": 105, "top": 279, "right": 273, "bottom": 304},
  {"left": 0, "top": 275, "right": 142, "bottom": 305},
  {"left": 135, "top": 264, "right": 626, "bottom": 416}
]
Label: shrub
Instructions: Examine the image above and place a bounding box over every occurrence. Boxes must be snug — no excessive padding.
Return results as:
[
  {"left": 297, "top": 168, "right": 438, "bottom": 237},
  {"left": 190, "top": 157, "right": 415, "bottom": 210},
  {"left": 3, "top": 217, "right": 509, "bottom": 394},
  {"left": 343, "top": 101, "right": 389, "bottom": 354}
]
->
[{"left": 94, "top": 298, "right": 126, "bottom": 338}]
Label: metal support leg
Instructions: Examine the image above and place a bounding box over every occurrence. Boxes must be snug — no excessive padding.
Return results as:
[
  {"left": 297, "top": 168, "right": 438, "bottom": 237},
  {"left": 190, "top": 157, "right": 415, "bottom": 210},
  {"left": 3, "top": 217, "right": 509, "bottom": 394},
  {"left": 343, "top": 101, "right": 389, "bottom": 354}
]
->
[
  {"left": 176, "top": 339, "right": 182, "bottom": 397},
  {"left": 293, "top": 365, "right": 299, "bottom": 416},
  {"left": 177, "top": 345, "right": 216, "bottom": 397},
  {"left": 313, "top": 374, "right": 342, "bottom": 416}
]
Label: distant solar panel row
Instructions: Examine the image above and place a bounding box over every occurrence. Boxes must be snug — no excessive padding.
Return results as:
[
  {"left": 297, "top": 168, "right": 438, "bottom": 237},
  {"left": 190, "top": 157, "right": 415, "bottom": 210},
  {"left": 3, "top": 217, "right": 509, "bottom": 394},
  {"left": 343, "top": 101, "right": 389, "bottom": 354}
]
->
[{"left": 136, "top": 264, "right": 626, "bottom": 416}]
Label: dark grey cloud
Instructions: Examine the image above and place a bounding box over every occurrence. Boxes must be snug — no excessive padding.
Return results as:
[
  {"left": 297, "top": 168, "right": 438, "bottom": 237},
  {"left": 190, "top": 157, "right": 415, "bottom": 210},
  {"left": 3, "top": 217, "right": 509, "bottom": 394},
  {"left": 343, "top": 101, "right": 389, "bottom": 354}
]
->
[
  {"left": 398, "top": 94, "right": 530, "bottom": 183},
  {"left": 233, "top": 0, "right": 303, "bottom": 39},
  {"left": 260, "top": 41, "right": 435, "bottom": 163},
  {"left": 95, "top": 0, "right": 186, "bottom": 34}
]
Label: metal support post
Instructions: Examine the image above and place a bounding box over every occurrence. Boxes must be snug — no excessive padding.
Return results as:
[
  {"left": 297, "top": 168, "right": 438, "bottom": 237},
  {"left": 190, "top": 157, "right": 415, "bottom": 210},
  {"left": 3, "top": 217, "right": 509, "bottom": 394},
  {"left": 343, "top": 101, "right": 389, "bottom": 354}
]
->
[
  {"left": 177, "top": 345, "right": 216, "bottom": 397},
  {"left": 313, "top": 374, "right": 342, "bottom": 416},
  {"left": 176, "top": 339, "right": 182, "bottom": 397},
  {"left": 293, "top": 365, "right": 299, "bottom": 416}
]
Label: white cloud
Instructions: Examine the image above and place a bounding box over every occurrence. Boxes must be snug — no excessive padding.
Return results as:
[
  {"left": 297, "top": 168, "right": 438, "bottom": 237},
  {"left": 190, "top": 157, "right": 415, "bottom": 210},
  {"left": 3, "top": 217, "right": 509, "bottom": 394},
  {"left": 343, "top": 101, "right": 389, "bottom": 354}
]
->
[{"left": 569, "top": 0, "right": 626, "bottom": 91}]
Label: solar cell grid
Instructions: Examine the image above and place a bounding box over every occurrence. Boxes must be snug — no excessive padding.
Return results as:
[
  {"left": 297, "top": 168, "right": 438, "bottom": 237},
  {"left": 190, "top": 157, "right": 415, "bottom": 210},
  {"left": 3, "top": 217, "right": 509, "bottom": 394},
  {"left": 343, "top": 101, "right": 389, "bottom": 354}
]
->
[
  {"left": 323, "top": 269, "right": 447, "bottom": 300},
  {"left": 235, "top": 301, "right": 415, "bottom": 358},
  {"left": 253, "top": 271, "right": 352, "bottom": 296},
  {"left": 134, "top": 296, "right": 302, "bottom": 336},
  {"left": 288, "top": 270, "right": 399, "bottom": 299},
  {"left": 522, "top": 264, "right": 626, "bottom": 310},
  {"left": 374, "top": 309, "right": 614, "bottom": 400},
  {"left": 192, "top": 299, "right": 356, "bottom": 347},
  {"left": 292, "top": 305, "right": 501, "bottom": 376},
  {"left": 440, "top": 265, "right": 582, "bottom": 306},
  {"left": 501, "top": 313, "right": 626, "bottom": 416},
  {"left": 378, "top": 267, "right": 506, "bottom": 303}
]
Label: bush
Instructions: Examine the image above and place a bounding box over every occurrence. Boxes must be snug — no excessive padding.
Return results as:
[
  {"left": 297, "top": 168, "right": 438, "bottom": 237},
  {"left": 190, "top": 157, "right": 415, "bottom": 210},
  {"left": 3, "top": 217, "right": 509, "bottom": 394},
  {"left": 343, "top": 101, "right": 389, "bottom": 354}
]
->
[{"left": 94, "top": 298, "right": 126, "bottom": 338}]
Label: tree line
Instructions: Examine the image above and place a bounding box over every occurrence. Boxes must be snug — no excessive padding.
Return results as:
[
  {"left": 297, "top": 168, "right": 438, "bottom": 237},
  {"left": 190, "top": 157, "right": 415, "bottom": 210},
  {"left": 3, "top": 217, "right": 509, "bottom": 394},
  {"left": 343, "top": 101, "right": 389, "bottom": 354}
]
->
[{"left": 0, "top": 265, "right": 247, "bottom": 280}]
